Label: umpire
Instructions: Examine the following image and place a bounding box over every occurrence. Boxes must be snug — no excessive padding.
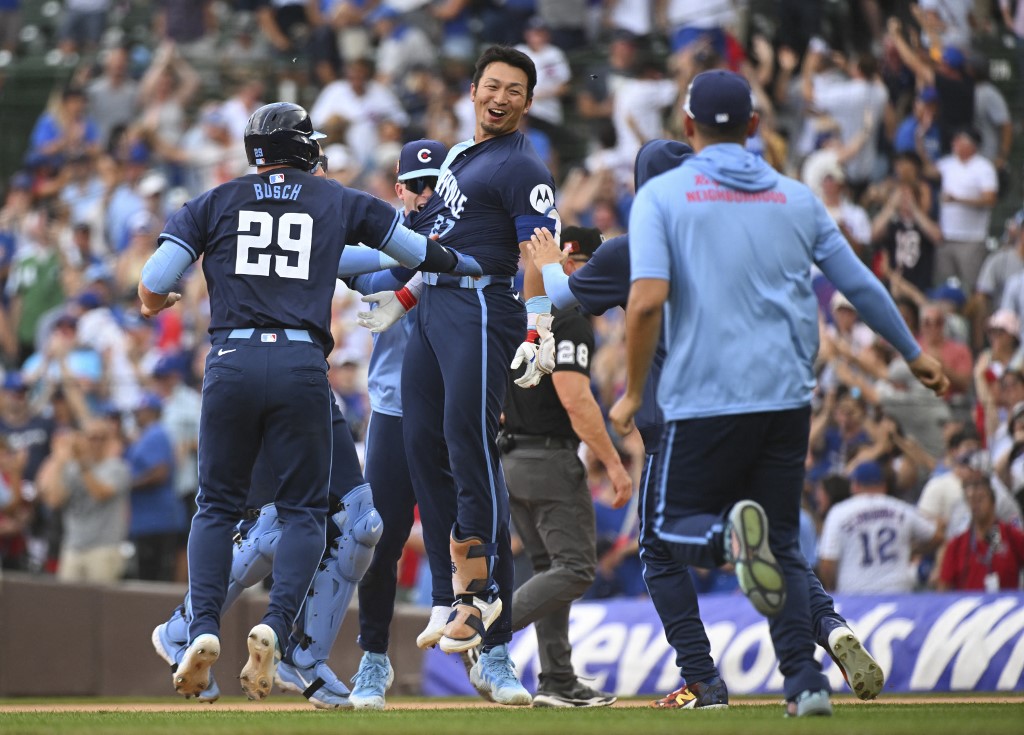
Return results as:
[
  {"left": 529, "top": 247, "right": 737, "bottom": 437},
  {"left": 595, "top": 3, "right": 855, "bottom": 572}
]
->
[{"left": 501, "top": 226, "right": 631, "bottom": 708}]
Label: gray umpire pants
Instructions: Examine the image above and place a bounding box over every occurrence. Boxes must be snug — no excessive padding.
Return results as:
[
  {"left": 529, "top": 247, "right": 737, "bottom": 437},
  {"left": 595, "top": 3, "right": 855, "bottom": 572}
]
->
[{"left": 503, "top": 444, "right": 597, "bottom": 688}]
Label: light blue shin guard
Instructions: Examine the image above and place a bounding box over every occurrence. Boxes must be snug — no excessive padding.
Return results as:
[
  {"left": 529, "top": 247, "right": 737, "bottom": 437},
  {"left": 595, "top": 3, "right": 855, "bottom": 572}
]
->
[{"left": 292, "top": 484, "right": 382, "bottom": 668}]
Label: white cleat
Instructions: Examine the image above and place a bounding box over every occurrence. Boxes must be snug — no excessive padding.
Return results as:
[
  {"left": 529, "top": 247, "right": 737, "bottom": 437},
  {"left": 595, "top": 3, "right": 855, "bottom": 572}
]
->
[
  {"left": 440, "top": 597, "right": 502, "bottom": 654},
  {"left": 416, "top": 606, "right": 452, "bottom": 649},
  {"left": 239, "top": 623, "right": 279, "bottom": 701},
  {"left": 174, "top": 634, "right": 220, "bottom": 698}
]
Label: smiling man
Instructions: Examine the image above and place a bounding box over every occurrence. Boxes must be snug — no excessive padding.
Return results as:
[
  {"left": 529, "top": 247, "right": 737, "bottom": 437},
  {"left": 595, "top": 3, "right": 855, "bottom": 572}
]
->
[{"left": 397, "top": 45, "right": 560, "bottom": 706}]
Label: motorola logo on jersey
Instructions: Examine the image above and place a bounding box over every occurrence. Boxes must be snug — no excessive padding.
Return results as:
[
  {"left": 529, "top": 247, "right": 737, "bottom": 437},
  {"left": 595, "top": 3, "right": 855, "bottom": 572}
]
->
[
  {"left": 529, "top": 184, "right": 555, "bottom": 214},
  {"left": 417, "top": 148, "right": 434, "bottom": 163}
]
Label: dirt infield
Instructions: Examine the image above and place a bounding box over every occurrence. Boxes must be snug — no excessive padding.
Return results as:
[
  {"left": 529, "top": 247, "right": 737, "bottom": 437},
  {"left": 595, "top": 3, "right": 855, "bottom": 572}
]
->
[{"left": 2, "top": 694, "right": 1022, "bottom": 712}]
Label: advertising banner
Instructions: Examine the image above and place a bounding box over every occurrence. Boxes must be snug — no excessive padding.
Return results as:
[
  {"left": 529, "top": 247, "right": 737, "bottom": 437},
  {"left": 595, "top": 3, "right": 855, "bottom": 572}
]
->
[{"left": 422, "top": 592, "right": 1024, "bottom": 695}]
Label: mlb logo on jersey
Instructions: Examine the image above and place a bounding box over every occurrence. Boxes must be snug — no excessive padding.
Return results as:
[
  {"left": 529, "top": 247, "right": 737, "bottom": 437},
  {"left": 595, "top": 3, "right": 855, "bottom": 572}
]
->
[
  {"left": 269, "top": 173, "right": 285, "bottom": 184},
  {"left": 262, "top": 333, "right": 278, "bottom": 343}
]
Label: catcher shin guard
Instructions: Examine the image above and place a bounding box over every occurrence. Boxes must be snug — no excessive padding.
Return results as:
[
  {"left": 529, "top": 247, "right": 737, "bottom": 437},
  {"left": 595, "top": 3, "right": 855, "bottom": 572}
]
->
[
  {"left": 291, "top": 484, "right": 382, "bottom": 668},
  {"left": 223, "top": 503, "right": 283, "bottom": 611},
  {"left": 163, "top": 504, "right": 283, "bottom": 651},
  {"left": 440, "top": 532, "right": 502, "bottom": 653}
]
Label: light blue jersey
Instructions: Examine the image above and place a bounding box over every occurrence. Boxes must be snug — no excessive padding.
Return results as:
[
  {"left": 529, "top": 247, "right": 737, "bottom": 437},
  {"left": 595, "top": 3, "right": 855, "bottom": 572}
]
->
[
  {"left": 629, "top": 143, "right": 920, "bottom": 421},
  {"left": 348, "top": 270, "right": 414, "bottom": 417}
]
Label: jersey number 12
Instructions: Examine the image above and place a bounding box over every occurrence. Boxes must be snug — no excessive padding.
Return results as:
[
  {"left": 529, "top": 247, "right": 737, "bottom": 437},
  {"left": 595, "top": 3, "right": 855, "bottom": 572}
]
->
[{"left": 235, "top": 210, "right": 312, "bottom": 280}]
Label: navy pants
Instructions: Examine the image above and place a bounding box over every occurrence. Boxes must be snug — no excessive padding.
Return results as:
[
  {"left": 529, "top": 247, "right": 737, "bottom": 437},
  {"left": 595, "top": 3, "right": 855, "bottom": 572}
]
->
[
  {"left": 358, "top": 411, "right": 453, "bottom": 653},
  {"left": 652, "top": 406, "right": 830, "bottom": 699},
  {"left": 188, "top": 330, "right": 332, "bottom": 649},
  {"left": 639, "top": 448, "right": 848, "bottom": 686},
  {"left": 402, "top": 284, "right": 524, "bottom": 646}
]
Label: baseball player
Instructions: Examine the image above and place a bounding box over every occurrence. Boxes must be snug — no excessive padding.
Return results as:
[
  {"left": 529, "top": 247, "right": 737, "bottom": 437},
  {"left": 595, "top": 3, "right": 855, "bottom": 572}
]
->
[
  {"left": 344, "top": 139, "right": 465, "bottom": 710},
  {"left": 608, "top": 71, "right": 946, "bottom": 716},
  {"left": 527, "top": 139, "right": 887, "bottom": 706},
  {"left": 138, "top": 101, "right": 483, "bottom": 701},
  {"left": 151, "top": 394, "right": 377, "bottom": 709},
  {"left": 399, "top": 45, "right": 558, "bottom": 706}
]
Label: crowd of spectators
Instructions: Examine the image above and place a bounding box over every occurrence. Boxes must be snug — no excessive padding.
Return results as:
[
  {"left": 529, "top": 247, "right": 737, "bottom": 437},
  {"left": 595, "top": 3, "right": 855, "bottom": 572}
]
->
[{"left": 1, "top": 0, "right": 1023, "bottom": 598}]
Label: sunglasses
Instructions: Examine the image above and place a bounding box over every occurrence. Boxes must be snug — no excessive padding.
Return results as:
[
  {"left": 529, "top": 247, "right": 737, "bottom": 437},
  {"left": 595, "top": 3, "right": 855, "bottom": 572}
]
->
[{"left": 403, "top": 176, "right": 437, "bottom": 195}]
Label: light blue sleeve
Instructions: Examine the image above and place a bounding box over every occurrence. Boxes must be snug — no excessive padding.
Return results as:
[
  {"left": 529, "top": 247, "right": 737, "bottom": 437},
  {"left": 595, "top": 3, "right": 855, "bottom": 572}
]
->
[
  {"left": 541, "top": 263, "right": 579, "bottom": 309},
  {"left": 337, "top": 245, "right": 401, "bottom": 277},
  {"left": 141, "top": 241, "right": 194, "bottom": 295},
  {"left": 817, "top": 244, "right": 921, "bottom": 362},
  {"left": 627, "top": 186, "right": 672, "bottom": 282},
  {"left": 380, "top": 223, "right": 427, "bottom": 268}
]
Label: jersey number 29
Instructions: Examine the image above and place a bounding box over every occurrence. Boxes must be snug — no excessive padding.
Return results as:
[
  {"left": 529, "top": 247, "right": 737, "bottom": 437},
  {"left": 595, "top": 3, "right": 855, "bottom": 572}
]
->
[{"left": 235, "top": 210, "right": 312, "bottom": 280}]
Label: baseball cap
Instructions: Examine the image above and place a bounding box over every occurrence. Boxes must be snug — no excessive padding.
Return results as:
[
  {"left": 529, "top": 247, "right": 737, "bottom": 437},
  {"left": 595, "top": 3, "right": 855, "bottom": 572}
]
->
[
  {"left": 988, "top": 308, "right": 1020, "bottom": 336},
  {"left": 683, "top": 69, "right": 754, "bottom": 127},
  {"left": 850, "top": 461, "right": 883, "bottom": 486},
  {"left": 526, "top": 16, "right": 549, "bottom": 31},
  {"left": 941, "top": 46, "right": 965, "bottom": 70},
  {"left": 138, "top": 171, "right": 167, "bottom": 198},
  {"left": 366, "top": 5, "right": 399, "bottom": 24},
  {"left": 919, "top": 86, "right": 938, "bottom": 104},
  {"left": 2, "top": 372, "right": 26, "bottom": 391},
  {"left": 398, "top": 139, "right": 446, "bottom": 181},
  {"left": 561, "top": 226, "right": 603, "bottom": 258},
  {"left": 152, "top": 354, "right": 182, "bottom": 379},
  {"left": 952, "top": 125, "right": 981, "bottom": 145},
  {"left": 926, "top": 282, "right": 966, "bottom": 307},
  {"left": 830, "top": 291, "right": 855, "bottom": 314},
  {"left": 135, "top": 392, "right": 163, "bottom": 413},
  {"left": 54, "top": 312, "right": 78, "bottom": 330}
]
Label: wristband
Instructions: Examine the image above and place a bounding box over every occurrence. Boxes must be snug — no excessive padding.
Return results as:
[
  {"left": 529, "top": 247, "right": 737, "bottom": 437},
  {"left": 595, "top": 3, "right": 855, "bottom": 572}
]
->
[
  {"left": 525, "top": 295, "right": 551, "bottom": 315},
  {"left": 396, "top": 287, "right": 418, "bottom": 311}
]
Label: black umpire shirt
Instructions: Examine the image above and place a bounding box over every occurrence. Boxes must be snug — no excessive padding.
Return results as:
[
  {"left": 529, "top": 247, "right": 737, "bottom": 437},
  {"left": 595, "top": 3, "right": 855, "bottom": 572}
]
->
[{"left": 503, "top": 306, "right": 595, "bottom": 441}]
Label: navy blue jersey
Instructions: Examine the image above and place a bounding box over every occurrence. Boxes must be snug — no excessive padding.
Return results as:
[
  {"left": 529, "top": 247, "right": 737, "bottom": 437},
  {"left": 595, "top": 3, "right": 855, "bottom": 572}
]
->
[
  {"left": 567, "top": 233, "right": 666, "bottom": 450},
  {"left": 418, "top": 131, "right": 556, "bottom": 276},
  {"left": 160, "top": 169, "right": 399, "bottom": 353}
]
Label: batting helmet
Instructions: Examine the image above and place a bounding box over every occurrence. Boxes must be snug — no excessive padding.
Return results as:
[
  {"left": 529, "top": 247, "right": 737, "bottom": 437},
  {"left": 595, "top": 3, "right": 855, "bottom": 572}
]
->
[{"left": 243, "top": 102, "right": 325, "bottom": 170}]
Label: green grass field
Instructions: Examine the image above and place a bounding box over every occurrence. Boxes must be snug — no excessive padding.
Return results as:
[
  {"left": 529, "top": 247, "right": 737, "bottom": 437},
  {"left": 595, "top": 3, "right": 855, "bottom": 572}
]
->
[{"left": 2, "top": 698, "right": 1023, "bottom": 735}]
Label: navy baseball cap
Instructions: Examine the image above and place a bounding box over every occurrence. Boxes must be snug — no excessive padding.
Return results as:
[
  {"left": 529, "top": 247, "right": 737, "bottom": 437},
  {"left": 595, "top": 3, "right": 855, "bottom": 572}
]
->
[
  {"left": 135, "top": 392, "right": 163, "bottom": 413},
  {"left": 850, "top": 461, "right": 883, "bottom": 486},
  {"left": 683, "top": 70, "right": 754, "bottom": 127},
  {"left": 398, "top": 139, "right": 446, "bottom": 181},
  {"left": 3, "top": 372, "right": 26, "bottom": 391},
  {"left": 561, "top": 226, "right": 603, "bottom": 258}
]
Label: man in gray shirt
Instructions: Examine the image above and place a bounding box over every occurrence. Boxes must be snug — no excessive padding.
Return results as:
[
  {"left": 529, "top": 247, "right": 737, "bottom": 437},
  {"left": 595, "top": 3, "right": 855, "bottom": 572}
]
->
[{"left": 37, "top": 418, "right": 130, "bottom": 583}]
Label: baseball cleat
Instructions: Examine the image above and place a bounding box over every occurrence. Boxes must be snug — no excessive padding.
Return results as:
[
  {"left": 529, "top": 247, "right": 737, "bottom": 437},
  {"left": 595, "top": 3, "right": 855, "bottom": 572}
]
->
[
  {"left": 173, "top": 634, "right": 220, "bottom": 699},
  {"left": 827, "top": 626, "right": 885, "bottom": 700},
  {"left": 416, "top": 606, "right": 451, "bottom": 649},
  {"left": 153, "top": 624, "right": 220, "bottom": 702},
  {"left": 533, "top": 679, "right": 617, "bottom": 708},
  {"left": 439, "top": 597, "right": 502, "bottom": 653},
  {"left": 785, "top": 689, "right": 833, "bottom": 717},
  {"left": 350, "top": 652, "right": 394, "bottom": 710},
  {"left": 239, "top": 624, "right": 279, "bottom": 701},
  {"left": 650, "top": 676, "right": 728, "bottom": 709},
  {"left": 276, "top": 659, "right": 352, "bottom": 709},
  {"left": 725, "top": 500, "right": 786, "bottom": 617},
  {"left": 469, "top": 644, "right": 532, "bottom": 706}
]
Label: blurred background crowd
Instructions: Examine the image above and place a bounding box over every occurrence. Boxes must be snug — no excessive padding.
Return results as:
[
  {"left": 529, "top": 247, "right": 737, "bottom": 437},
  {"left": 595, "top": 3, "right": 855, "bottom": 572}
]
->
[{"left": 0, "top": 0, "right": 1023, "bottom": 601}]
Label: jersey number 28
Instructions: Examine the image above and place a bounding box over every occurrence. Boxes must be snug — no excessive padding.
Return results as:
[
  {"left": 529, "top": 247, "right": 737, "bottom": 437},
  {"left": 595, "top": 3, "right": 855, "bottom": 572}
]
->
[{"left": 235, "top": 210, "right": 312, "bottom": 280}]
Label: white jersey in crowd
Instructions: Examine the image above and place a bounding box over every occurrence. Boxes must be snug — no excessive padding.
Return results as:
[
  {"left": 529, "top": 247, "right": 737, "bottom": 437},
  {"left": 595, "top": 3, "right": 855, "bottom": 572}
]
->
[
  {"left": 818, "top": 493, "right": 937, "bottom": 594},
  {"left": 515, "top": 43, "right": 571, "bottom": 126},
  {"left": 666, "top": 0, "right": 738, "bottom": 28},
  {"left": 609, "top": 0, "right": 654, "bottom": 36},
  {"left": 937, "top": 154, "right": 998, "bottom": 242}
]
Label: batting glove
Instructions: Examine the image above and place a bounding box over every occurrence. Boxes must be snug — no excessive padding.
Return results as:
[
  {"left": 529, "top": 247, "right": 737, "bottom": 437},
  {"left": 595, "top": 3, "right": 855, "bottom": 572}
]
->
[
  {"left": 356, "top": 287, "right": 418, "bottom": 333},
  {"left": 510, "top": 313, "right": 555, "bottom": 388}
]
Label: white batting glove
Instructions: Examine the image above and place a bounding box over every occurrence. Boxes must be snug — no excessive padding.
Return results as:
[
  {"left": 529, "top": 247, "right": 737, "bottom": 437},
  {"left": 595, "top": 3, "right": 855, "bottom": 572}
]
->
[
  {"left": 356, "top": 288, "right": 415, "bottom": 333},
  {"left": 510, "top": 313, "right": 554, "bottom": 388},
  {"left": 535, "top": 313, "right": 555, "bottom": 375}
]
